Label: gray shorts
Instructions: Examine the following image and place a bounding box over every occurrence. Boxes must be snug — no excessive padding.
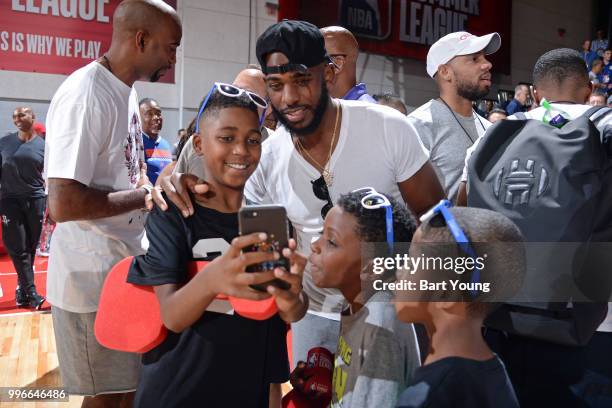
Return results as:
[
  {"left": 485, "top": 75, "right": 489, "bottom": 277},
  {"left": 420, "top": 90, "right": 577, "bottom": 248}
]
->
[{"left": 51, "top": 306, "right": 141, "bottom": 396}]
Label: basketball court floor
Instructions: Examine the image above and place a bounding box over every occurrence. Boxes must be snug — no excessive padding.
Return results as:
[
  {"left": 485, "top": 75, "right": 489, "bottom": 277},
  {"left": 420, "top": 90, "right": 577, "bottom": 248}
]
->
[
  {"left": 0, "top": 255, "right": 292, "bottom": 407},
  {"left": 0, "top": 254, "right": 84, "bottom": 407}
]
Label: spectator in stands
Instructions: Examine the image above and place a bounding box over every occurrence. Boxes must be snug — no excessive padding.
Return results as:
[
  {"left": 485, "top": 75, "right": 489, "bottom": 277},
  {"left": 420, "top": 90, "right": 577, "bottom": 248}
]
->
[
  {"left": 589, "top": 92, "right": 607, "bottom": 106},
  {"left": 590, "top": 59, "right": 608, "bottom": 93},
  {"left": 602, "top": 48, "right": 612, "bottom": 95},
  {"left": 591, "top": 29, "right": 609, "bottom": 57},
  {"left": 608, "top": 94, "right": 612, "bottom": 107},
  {"left": 320, "top": 26, "right": 376, "bottom": 102},
  {"left": 409, "top": 31, "right": 499, "bottom": 200},
  {"left": 140, "top": 98, "right": 173, "bottom": 184},
  {"left": 0, "top": 106, "right": 46, "bottom": 309},
  {"left": 580, "top": 39, "right": 597, "bottom": 70},
  {"left": 505, "top": 84, "right": 530, "bottom": 115},
  {"left": 603, "top": 48, "right": 611, "bottom": 73},
  {"left": 487, "top": 108, "right": 508, "bottom": 123},
  {"left": 373, "top": 93, "right": 408, "bottom": 115},
  {"left": 45, "top": 1, "right": 180, "bottom": 405}
]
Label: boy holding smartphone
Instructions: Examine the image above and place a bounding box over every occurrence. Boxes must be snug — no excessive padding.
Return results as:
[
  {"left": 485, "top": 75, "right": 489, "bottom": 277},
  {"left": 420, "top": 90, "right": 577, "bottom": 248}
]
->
[{"left": 127, "top": 87, "right": 308, "bottom": 407}]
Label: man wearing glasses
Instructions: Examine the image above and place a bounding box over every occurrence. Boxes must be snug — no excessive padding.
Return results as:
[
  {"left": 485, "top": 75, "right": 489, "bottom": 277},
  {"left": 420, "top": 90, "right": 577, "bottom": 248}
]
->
[
  {"left": 321, "top": 26, "right": 377, "bottom": 103},
  {"left": 154, "top": 19, "right": 443, "bottom": 366}
]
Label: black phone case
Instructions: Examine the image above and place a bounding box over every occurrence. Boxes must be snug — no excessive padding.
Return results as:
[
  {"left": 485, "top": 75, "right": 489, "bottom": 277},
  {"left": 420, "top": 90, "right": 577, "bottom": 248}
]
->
[{"left": 238, "top": 205, "right": 291, "bottom": 291}]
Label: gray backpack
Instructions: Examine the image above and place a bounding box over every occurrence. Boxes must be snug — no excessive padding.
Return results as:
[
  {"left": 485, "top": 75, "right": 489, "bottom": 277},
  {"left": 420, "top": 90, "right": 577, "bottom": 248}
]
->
[{"left": 467, "top": 106, "right": 612, "bottom": 346}]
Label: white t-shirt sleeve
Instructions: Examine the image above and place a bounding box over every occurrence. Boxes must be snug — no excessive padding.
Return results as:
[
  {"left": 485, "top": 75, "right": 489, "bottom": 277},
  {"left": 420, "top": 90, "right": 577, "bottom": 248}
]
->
[
  {"left": 390, "top": 118, "right": 430, "bottom": 182},
  {"left": 46, "top": 102, "right": 107, "bottom": 186}
]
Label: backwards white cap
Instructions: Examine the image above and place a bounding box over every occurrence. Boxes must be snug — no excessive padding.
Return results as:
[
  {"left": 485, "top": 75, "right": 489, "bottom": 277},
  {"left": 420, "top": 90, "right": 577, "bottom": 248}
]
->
[{"left": 426, "top": 31, "right": 501, "bottom": 78}]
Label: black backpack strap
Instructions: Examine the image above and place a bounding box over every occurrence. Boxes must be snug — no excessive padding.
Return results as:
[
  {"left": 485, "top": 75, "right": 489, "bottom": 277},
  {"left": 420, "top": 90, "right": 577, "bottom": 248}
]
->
[
  {"left": 514, "top": 112, "right": 527, "bottom": 120},
  {"left": 582, "top": 106, "right": 612, "bottom": 123},
  {"left": 583, "top": 106, "right": 612, "bottom": 153}
]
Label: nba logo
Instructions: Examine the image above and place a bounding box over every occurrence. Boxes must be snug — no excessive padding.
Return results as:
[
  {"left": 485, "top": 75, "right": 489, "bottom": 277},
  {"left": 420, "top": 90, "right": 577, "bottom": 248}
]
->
[{"left": 340, "top": 0, "right": 392, "bottom": 40}]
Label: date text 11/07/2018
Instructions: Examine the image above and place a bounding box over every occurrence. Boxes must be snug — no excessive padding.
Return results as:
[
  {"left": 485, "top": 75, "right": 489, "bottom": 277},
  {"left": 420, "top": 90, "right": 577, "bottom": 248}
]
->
[{"left": 0, "top": 388, "right": 69, "bottom": 402}]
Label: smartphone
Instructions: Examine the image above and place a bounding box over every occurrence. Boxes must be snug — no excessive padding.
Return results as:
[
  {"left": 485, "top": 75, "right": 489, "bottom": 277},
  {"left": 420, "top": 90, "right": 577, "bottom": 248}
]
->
[{"left": 238, "top": 205, "right": 291, "bottom": 292}]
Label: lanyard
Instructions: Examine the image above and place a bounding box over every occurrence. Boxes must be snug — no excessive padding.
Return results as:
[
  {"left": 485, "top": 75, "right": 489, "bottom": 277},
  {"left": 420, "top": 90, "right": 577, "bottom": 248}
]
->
[{"left": 438, "top": 98, "right": 484, "bottom": 144}]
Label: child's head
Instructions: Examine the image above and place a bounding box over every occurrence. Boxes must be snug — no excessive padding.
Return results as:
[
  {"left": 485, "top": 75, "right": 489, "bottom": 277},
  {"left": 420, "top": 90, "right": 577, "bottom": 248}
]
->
[
  {"left": 192, "top": 88, "right": 262, "bottom": 190},
  {"left": 309, "top": 189, "right": 416, "bottom": 298},
  {"left": 394, "top": 207, "right": 525, "bottom": 326},
  {"left": 591, "top": 59, "right": 604, "bottom": 74}
]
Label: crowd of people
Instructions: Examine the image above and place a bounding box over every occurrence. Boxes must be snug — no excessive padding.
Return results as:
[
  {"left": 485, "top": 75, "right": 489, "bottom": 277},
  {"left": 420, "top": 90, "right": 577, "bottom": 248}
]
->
[
  {"left": 1, "top": 1, "right": 611, "bottom": 407},
  {"left": 580, "top": 31, "right": 611, "bottom": 107}
]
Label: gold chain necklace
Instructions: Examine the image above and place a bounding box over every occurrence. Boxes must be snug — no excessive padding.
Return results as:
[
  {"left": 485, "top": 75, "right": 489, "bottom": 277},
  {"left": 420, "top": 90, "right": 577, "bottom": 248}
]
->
[{"left": 296, "top": 101, "right": 340, "bottom": 186}]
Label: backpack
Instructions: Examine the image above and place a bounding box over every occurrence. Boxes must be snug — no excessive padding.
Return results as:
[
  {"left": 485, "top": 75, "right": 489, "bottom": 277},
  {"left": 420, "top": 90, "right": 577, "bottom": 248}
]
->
[{"left": 467, "top": 106, "right": 612, "bottom": 346}]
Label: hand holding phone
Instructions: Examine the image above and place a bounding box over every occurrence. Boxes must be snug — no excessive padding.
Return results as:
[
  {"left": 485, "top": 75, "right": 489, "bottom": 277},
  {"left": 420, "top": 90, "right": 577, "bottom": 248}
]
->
[
  {"left": 239, "top": 205, "right": 292, "bottom": 292},
  {"left": 200, "top": 232, "right": 279, "bottom": 300}
]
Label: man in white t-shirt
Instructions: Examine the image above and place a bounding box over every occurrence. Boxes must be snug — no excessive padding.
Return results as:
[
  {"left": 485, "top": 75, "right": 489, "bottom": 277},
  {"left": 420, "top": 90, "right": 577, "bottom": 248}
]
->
[
  {"left": 408, "top": 31, "right": 500, "bottom": 201},
  {"left": 458, "top": 48, "right": 612, "bottom": 407},
  {"left": 153, "top": 20, "right": 444, "bottom": 367},
  {"left": 45, "top": 1, "right": 181, "bottom": 405}
]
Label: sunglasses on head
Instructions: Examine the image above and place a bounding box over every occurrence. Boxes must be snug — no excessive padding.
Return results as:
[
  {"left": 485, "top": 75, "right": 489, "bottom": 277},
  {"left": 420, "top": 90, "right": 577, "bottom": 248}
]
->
[
  {"left": 312, "top": 176, "right": 333, "bottom": 219},
  {"left": 420, "top": 200, "right": 481, "bottom": 298},
  {"left": 352, "top": 187, "right": 394, "bottom": 255},
  {"left": 195, "top": 82, "right": 268, "bottom": 134}
]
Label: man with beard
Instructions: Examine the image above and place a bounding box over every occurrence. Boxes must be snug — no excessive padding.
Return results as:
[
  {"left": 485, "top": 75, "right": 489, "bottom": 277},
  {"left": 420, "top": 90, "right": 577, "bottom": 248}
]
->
[
  {"left": 140, "top": 98, "right": 173, "bottom": 184},
  {"left": 151, "top": 20, "right": 444, "bottom": 366},
  {"left": 44, "top": 1, "right": 181, "bottom": 406},
  {"left": 409, "top": 31, "right": 500, "bottom": 201}
]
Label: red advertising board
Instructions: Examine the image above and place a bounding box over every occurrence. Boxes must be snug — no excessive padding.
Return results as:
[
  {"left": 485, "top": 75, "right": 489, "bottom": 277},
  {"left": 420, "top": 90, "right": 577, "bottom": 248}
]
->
[
  {"left": 0, "top": 0, "right": 177, "bottom": 83},
  {"left": 280, "top": 0, "right": 512, "bottom": 75}
]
